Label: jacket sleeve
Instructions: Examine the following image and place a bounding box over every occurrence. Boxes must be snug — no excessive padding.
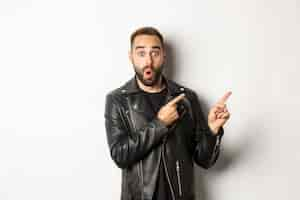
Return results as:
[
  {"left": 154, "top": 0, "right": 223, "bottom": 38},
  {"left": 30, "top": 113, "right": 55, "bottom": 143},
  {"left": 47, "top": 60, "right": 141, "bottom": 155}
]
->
[
  {"left": 189, "top": 91, "right": 224, "bottom": 169},
  {"left": 104, "top": 93, "right": 169, "bottom": 169}
]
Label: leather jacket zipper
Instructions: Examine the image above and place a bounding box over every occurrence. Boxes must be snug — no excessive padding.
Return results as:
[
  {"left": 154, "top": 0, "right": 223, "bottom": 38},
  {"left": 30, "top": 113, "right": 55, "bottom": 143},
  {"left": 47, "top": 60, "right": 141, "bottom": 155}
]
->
[
  {"left": 162, "top": 139, "right": 176, "bottom": 200},
  {"left": 139, "top": 162, "right": 144, "bottom": 200},
  {"left": 176, "top": 160, "right": 182, "bottom": 197}
]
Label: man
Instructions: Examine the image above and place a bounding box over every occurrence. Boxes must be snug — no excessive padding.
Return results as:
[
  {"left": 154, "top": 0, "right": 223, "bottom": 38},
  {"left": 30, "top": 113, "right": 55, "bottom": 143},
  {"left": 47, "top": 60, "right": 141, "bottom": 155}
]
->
[{"left": 105, "top": 27, "right": 231, "bottom": 200}]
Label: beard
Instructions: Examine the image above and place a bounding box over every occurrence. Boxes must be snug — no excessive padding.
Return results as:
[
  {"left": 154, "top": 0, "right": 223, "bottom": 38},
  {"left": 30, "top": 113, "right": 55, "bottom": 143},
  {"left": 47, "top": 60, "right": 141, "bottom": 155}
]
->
[{"left": 134, "top": 65, "right": 164, "bottom": 86}]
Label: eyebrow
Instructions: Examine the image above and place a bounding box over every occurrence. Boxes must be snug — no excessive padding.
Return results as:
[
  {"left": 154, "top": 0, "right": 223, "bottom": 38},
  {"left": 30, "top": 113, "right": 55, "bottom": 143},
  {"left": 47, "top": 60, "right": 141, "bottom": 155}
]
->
[{"left": 135, "top": 46, "right": 161, "bottom": 50}]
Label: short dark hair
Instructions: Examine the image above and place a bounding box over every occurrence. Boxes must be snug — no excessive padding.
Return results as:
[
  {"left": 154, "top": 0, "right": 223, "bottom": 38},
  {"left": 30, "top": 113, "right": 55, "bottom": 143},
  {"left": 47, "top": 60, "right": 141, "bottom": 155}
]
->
[{"left": 130, "top": 26, "right": 164, "bottom": 49}]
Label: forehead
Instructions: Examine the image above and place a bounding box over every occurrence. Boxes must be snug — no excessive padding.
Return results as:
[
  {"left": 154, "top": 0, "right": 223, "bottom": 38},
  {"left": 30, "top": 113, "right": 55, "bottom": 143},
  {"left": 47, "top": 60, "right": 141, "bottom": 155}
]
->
[{"left": 132, "top": 35, "right": 163, "bottom": 49}]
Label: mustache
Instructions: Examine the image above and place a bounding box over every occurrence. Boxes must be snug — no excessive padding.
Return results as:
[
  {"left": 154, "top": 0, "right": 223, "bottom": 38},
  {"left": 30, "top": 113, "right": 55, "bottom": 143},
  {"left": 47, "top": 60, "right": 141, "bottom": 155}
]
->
[
  {"left": 143, "top": 66, "right": 158, "bottom": 73},
  {"left": 143, "top": 66, "right": 153, "bottom": 70}
]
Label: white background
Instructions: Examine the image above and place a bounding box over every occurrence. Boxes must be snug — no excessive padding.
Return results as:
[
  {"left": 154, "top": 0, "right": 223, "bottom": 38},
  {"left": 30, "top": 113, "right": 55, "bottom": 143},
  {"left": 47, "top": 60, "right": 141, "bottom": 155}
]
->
[{"left": 0, "top": 0, "right": 299, "bottom": 199}]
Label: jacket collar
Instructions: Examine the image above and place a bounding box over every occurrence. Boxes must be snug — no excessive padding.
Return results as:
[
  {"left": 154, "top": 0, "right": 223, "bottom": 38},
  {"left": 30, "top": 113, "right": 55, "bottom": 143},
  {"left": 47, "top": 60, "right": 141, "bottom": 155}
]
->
[{"left": 120, "top": 75, "right": 185, "bottom": 96}]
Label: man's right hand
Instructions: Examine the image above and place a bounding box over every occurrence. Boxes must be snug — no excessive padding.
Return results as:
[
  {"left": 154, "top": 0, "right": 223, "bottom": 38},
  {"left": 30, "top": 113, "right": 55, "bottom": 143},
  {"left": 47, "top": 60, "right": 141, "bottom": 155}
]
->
[{"left": 157, "top": 93, "right": 186, "bottom": 126}]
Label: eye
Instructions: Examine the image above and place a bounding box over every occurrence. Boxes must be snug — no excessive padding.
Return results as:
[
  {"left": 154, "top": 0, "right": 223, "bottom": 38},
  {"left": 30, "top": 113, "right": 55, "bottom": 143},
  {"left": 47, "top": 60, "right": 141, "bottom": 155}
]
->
[
  {"left": 151, "top": 51, "right": 160, "bottom": 57},
  {"left": 137, "top": 51, "right": 145, "bottom": 57}
]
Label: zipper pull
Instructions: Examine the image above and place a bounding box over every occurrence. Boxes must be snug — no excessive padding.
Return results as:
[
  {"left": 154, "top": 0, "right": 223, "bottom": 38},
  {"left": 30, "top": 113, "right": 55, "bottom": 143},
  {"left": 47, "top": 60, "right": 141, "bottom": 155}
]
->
[{"left": 176, "top": 160, "right": 182, "bottom": 197}]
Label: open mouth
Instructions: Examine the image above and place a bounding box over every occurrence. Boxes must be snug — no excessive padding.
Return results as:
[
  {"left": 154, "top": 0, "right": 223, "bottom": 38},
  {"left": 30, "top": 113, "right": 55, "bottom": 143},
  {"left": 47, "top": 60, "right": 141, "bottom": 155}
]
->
[{"left": 144, "top": 68, "right": 154, "bottom": 79}]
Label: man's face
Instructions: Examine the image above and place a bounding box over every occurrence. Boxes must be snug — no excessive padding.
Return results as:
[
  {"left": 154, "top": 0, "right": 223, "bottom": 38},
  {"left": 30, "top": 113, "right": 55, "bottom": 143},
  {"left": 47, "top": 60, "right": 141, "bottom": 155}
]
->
[{"left": 129, "top": 34, "right": 166, "bottom": 86}]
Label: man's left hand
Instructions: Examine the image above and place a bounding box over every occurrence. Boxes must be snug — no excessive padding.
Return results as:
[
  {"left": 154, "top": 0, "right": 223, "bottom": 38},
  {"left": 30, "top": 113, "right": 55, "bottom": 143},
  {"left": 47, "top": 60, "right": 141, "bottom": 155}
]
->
[{"left": 208, "top": 91, "right": 232, "bottom": 135}]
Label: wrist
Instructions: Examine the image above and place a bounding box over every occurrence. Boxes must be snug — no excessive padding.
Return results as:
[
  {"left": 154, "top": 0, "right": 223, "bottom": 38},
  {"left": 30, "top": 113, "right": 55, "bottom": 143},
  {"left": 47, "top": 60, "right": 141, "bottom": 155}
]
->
[{"left": 208, "top": 124, "right": 220, "bottom": 135}]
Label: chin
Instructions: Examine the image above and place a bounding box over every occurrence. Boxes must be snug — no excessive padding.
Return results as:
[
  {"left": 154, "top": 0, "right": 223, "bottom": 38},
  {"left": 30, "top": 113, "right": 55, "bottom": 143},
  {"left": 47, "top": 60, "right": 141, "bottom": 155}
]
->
[{"left": 142, "top": 79, "right": 156, "bottom": 86}]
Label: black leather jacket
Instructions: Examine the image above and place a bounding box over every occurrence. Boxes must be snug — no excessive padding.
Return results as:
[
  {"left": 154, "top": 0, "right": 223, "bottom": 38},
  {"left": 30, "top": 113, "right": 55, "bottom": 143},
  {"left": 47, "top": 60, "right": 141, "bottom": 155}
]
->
[{"left": 105, "top": 76, "right": 224, "bottom": 200}]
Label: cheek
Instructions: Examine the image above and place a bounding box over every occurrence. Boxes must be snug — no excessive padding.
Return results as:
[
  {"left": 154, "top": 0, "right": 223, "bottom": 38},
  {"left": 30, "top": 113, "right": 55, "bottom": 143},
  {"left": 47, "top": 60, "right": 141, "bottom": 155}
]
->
[
  {"left": 132, "top": 59, "right": 144, "bottom": 71},
  {"left": 132, "top": 57, "right": 146, "bottom": 66},
  {"left": 153, "top": 57, "right": 164, "bottom": 65}
]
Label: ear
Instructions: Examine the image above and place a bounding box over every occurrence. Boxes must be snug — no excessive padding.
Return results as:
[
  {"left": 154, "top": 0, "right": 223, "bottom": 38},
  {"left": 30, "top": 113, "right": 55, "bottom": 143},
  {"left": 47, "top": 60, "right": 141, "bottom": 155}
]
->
[
  {"left": 128, "top": 50, "right": 133, "bottom": 62},
  {"left": 163, "top": 48, "right": 167, "bottom": 59}
]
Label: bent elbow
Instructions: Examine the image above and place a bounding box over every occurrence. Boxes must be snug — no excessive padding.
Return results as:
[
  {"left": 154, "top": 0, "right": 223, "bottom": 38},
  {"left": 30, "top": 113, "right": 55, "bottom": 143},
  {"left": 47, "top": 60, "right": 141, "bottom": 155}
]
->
[{"left": 110, "top": 144, "right": 132, "bottom": 169}]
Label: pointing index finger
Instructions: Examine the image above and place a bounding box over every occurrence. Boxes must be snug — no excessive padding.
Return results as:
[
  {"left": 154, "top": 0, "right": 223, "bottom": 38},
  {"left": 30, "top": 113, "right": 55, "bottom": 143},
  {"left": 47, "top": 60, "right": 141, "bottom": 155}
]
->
[
  {"left": 168, "top": 93, "right": 186, "bottom": 106},
  {"left": 217, "top": 91, "right": 232, "bottom": 104}
]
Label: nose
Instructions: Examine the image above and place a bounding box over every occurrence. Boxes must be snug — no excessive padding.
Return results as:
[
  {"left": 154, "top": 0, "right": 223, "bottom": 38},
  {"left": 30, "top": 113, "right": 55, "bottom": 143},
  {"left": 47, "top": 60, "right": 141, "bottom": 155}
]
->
[{"left": 145, "top": 54, "right": 153, "bottom": 66}]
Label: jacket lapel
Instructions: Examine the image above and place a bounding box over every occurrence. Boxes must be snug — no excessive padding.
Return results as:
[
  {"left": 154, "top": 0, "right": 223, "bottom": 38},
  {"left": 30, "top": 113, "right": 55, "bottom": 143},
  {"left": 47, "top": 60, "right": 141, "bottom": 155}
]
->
[
  {"left": 120, "top": 75, "right": 185, "bottom": 122},
  {"left": 129, "top": 94, "right": 156, "bottom": 121}
]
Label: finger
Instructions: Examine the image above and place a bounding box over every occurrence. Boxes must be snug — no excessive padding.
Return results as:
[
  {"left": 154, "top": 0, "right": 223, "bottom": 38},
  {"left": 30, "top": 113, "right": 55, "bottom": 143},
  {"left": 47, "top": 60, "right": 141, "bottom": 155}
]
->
[
  {"left": 174, "top": 112, "right": 179, "bottom": 120},
  {"left": 167, "top": 93, "right": 185, "bottom": 106},
  {"left": 211, "top": 103, "right": 225, "bottom": 111},
  {"left": 224, "top": 112, "right": 230, "bottom": 119},
  {"left": 210, "top": 106, "right": 219, "bottom": 114},
  {"left": 217, "top": 91, "right": 232, "bottom": 104},
  {"left": 170, "top": 112, "right": 179, "bottom": 123},
  {"left": 223, "top": 107, "right": 228, "bottom": 113},
  {"left": 217, "top": 113, "right": 223, "bottom": 119},
  {"left": 215, "top": 103, "right": 226, "bottom": 109},
  {"left": 221, "top": 112, "right": 230, "bottom": 119},
  {"left": 217, "top": 106, "right": 227, "bottom": 114},
  {"left": 213, "top": 105, "right": 226, "bottom": 115}
]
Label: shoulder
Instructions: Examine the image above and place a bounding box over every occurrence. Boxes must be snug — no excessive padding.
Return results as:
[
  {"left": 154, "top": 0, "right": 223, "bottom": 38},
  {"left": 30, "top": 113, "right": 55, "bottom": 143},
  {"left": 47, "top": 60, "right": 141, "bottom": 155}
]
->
[
  {"left": 167, "top": 79, "right": 198, "bottom": 100},
  {"left": 106, "top": 87, "right": 123, "bottom": 99},
  {"left": 105, "top": 79, "right": 132, "bottom": 104},
  {"left": 105, "top": 90, "right": 124, "bottom": 106}
]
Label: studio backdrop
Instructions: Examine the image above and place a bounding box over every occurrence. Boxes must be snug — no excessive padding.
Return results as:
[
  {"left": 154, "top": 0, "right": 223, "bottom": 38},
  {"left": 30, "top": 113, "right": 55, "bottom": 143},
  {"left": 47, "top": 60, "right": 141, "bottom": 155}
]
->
[{"left": 0, "top": 0, "right": 299, "bottom": 199}]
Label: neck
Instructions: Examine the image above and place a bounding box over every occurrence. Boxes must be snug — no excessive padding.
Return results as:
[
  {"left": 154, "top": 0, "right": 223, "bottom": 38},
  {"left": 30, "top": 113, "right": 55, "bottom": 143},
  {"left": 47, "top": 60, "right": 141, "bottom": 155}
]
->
[{"left": 136, "top": 76, "right": 165, "bottom": 93}]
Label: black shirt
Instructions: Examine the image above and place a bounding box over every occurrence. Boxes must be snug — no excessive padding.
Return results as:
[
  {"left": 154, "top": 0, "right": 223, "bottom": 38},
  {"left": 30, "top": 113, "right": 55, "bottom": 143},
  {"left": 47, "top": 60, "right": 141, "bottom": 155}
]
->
[{"left": 140, "top": 88, "right": 172, "bottom": 200}]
